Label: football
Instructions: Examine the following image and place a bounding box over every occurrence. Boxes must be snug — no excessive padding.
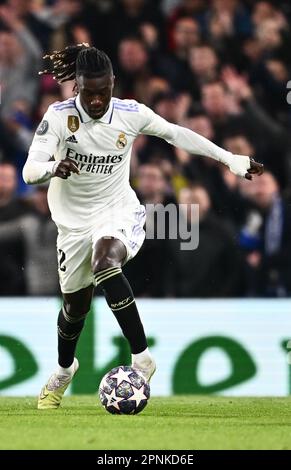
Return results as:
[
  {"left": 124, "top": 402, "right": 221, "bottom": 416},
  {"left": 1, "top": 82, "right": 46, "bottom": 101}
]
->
[{"left": 99, "top": 365, "right": 150, "bottom": 414}]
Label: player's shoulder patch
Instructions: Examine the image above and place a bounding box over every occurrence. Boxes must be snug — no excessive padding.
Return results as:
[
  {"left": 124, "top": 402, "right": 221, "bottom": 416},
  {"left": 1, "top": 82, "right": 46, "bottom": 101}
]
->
[
  {"left": 36, "top": 119, "right": 49, "bottom": 135},
  {"left": 52, "top": 98, "right": 76, "bottom": 112},
  {"left": 112, "top": 98, "right": 139, "bottom": 113}
]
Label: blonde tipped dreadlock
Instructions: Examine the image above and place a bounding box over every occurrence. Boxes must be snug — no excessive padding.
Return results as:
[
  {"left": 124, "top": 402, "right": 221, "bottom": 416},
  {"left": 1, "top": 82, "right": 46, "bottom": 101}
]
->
[{"left": 39, "top": 43, "right": 113, "bottom": 84}]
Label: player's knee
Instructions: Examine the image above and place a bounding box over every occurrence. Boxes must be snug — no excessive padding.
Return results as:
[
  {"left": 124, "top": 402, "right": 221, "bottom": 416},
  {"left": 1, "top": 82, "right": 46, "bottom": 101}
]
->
[
  {"left": 63, "top": 300, "right": 90, "bottom": 318},
  {"left": 92, "top": 255, "right": 120, "bottom": 274}
]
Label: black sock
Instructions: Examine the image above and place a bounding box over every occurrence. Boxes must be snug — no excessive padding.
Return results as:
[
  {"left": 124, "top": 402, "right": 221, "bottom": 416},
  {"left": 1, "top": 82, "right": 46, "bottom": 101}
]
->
[
  {"left": 57, "top": 306, "right": 86, "bottom": 368},
  {"left": 95, "top": 267, "right": 148, "bottom": 354}
]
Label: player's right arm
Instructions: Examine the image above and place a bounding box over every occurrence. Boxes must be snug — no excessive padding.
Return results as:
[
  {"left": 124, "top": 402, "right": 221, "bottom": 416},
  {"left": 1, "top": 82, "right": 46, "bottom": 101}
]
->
[{"left": 22, "top": 105, "right": 79, "bottom": 184}]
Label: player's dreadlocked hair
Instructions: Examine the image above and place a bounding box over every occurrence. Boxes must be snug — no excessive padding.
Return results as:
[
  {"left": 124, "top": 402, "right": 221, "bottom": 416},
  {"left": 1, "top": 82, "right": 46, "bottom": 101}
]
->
[{"left": 39, "top": 43, "right": 113, "bottom": 84}]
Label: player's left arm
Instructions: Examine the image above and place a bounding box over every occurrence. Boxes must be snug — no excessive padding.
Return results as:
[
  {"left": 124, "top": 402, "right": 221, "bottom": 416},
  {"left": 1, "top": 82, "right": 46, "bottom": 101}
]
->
[{"left": 138, "top": 104, "right": 264, "bottom": 180}]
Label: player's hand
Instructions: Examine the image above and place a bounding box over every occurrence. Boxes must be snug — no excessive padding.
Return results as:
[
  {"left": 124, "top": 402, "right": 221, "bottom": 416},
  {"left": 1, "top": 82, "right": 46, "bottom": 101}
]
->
[
  {"left": 245, "top": 158, "right": 264, "bottom": 180},
  {"left": 53, "top": 157, "right": 80, "bottom": 179},
  {"left": 228, "top": 154, "right": 264, "bottom": 180}
]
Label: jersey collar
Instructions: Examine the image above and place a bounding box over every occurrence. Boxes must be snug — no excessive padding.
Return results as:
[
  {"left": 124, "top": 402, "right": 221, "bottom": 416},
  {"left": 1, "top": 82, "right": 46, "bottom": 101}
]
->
[{"left": 75, "top": 95, "right": 114, "bottom": 124}]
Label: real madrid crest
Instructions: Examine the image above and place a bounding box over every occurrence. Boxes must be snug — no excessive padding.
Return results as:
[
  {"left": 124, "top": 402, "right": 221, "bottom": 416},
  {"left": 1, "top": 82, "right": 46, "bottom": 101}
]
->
[
  {"left": 67, "top": 115, "right": 80, "bottom": 133},
  {"left": 116, "top": 132, "right": 127, "bottom": 149}
]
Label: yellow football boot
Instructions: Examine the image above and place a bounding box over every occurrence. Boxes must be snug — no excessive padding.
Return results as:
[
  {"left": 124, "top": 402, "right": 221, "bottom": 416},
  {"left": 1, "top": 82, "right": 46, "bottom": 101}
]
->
[{"left": 37, "top": 358, "right": 79, "bottom": 409}]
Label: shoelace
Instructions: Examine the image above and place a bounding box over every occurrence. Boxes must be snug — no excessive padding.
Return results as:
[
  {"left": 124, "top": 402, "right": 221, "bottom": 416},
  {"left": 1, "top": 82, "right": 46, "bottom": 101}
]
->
[{"left": 47, "top": 374, "right": 71, "bottom": 391}]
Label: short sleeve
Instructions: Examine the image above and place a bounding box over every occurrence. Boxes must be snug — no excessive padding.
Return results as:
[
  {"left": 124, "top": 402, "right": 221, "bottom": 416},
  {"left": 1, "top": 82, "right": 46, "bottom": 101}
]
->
[{"left": 29, "top": 104, "right": 63, "bottom": 157}]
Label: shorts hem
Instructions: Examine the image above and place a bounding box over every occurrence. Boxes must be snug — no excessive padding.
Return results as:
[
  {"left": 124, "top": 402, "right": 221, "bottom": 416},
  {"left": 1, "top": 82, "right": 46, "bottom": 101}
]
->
[{"left": 60, "top": 281, "right": 94, "bottom": 294}]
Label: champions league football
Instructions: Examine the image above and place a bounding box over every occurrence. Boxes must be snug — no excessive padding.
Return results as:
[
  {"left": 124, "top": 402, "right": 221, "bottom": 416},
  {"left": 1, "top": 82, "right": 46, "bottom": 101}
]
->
[{"left": 99, "top": 366, "right": 150, "bottom": 415}]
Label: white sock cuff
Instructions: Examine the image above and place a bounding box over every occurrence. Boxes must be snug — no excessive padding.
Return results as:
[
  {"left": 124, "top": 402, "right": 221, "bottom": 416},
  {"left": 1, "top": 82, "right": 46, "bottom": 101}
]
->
[
  {"left": 132, "top": 347, "right": 152, "bottom": 365},
  {"left": 57, "top": 361, "right": 75, "bottom": 376}
]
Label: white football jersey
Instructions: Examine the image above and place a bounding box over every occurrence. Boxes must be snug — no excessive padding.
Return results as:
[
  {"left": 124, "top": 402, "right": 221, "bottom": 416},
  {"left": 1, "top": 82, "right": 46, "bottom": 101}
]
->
[
  {"left": 28, "top": 95, "right": 236, "bottom": 228},
  {"left": 28, "top": 96, "right": 168, "bottom": 227}
]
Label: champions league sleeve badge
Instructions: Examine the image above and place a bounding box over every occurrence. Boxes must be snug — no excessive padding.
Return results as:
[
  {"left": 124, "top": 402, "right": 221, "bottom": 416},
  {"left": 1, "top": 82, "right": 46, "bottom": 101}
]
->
[
  {"left": 67, "top": 115, "right": 80, "bottom": 133},
  {"left": 36, "top": 120, "right": 49, "bottom": 135},
  {"left": 116, "top": 133, "right": 127, "bottom": 149}
]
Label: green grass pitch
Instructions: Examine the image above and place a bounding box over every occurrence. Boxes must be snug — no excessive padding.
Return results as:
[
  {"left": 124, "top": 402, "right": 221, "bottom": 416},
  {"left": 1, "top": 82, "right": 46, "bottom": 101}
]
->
[{"left": 0, "top": 396, "right": 290, "bottom": 450}]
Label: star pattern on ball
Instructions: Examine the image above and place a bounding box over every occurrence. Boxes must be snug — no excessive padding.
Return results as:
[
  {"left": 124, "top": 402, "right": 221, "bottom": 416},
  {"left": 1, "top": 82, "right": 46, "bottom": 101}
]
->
[
  {"left": 128, "top": 384, "right": 148, "bottom": 407},
  {"left": 104, "top": 387, "right": 124, "bottom": 410},
  {"left": 110, "top": 367, "right": 134, "bottom": 386}
]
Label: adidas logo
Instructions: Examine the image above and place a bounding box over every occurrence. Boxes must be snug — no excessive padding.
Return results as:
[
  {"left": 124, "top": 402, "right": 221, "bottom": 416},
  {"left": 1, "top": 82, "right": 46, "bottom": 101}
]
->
[{"left": 65, "top": 135, "right": 78, "bottom": 143}]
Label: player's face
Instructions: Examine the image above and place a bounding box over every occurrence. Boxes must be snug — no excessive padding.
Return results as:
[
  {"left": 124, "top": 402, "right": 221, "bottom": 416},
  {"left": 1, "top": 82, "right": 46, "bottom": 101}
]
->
[{"left": 77, "top": 74, "right": 114, "bottom": 120}]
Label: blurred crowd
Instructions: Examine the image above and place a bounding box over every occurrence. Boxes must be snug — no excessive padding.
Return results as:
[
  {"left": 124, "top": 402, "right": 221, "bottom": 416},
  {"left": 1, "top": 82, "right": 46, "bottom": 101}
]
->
[{"left": 1, "top": 0, "right": 291, "bottom": 297}]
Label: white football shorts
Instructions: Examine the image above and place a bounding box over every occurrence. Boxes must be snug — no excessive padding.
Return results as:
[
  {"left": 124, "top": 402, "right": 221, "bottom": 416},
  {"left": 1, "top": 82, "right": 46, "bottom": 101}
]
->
[{"left": 56, "top": 204, "right": 146, "bottom": 293}]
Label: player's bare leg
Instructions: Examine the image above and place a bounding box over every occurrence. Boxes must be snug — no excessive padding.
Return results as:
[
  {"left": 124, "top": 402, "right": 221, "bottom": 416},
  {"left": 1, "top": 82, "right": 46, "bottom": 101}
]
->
[
  {"left": 92, "top": 237, "right": 156, "bottom": 381},
  {"left": 38, "top": 286, "right": 93, "bottom": 409}
]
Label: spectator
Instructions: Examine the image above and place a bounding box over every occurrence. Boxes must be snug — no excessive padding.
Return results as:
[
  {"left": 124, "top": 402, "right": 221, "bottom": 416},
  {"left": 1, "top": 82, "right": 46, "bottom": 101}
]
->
[
  {"left": 124, "top": 163, "right": 176, "bottom": 297},
  {"left": 167, "top": 0, "right": 207, "bottom": 38},
  {"left": 159, "top": 16, "right": 201, "bottom": 92},
  {"left": 166, "top": 184, "right": 243, "bottom": 297},
  {"left": 0, "top": 184, "right": 59, "bottom": 295},
  {"left": 188, "top": 44, "right": 220, "bottom": 99},
  {"left": 0, "top": 162, "right": 28, "bottom": 295},
  {"left": 116, "top": 36, "right": 151, "bottom": 99},
  {"left": 3, "top": 0, "right": 52, "bottom": 49},
  {"left": 239, "top": 172, "right": 291, "bottom": 297},
  {"left": 0, "top": 4, "right": 41, "bottom": 119}
]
